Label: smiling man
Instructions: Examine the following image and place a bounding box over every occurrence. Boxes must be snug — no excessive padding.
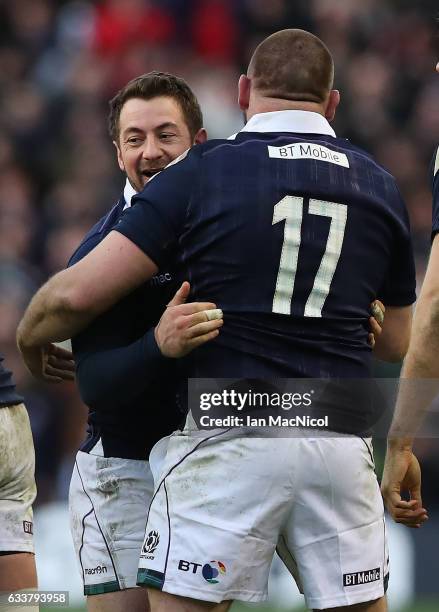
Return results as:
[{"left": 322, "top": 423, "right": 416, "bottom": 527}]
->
[{"left": 33, "top": 72, "right": 223, "bottom": 612}]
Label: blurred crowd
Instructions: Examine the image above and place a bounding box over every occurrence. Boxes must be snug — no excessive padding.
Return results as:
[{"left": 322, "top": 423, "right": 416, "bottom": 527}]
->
[{"left": 1, "top": 0, "right": 438, "bottom": 504}]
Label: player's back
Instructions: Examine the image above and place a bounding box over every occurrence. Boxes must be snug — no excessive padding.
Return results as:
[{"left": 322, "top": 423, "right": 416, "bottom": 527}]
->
[
  {"left": 170, "top": 115, "right": 415, "bottom": 379},
  {"left": 120, "top": 111, "right": 416, "bottom": 381}
]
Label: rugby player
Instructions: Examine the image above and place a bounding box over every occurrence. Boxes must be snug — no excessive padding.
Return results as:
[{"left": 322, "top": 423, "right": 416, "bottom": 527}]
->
[
  {"left": 18, "top": 30, "right": 413, "bottom": 612},
  {"left": 0, "top": 351, "right": 42, "bottom": 611},
  {"left": 380, "top": 62, "right": 439, "bottom": 530},
  {"left": 51, "top": 73, "right": 221, "bottom": 612}
]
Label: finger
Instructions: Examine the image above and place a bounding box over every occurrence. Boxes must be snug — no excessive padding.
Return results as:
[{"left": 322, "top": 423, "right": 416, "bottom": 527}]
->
[
  {"left": 203, "top": 309, "right": 223, "bottom": 321},
  {"left": 185, "top": 329, "right": 220, "bottom": 351},
  {"left": 395, "top": 514, "right": 428, "bottom": 528},
  {"left": 168, "top": 302, "right": 217, "bottom": 316},
  {"left": 370, "top": 301, "right": 384, "bottom": 325},
  {"left": 45, "top": 365, "right": 75, "bottom": 380},
  {"left": 393, "top": 506, "right": 428, "bottom": 519},
  {"left": 374, "top": 299, "right": 385, "bottom": 314},
  {"left": 167, "top": 281, "right": 191, "bottom": 307},
  {"left": 186, "top": 319, "right": 223, "bottom": 339},
  {"left": 49, "top": 345, "right": 74, "bottom": 360},
  {"left": 41, "top": 373, "right": 64, "bottom": 383},
  {"left": 394, "top": 499, "right": 419, "bottom": 509},
  {"left": 368, "top": 333, "right": 375, "bottom": 348},
  {"left": 47, "top": 356, "right": 75, "bottom": 371},
  {"left": 184, "top": 310, "right": 223, "bottom": 328},
  {"left": 392, "top": 507, "right": 428, "bottom": 526},
  {"left": 369, "top": 317, "right": 382, "bottom": 336}
]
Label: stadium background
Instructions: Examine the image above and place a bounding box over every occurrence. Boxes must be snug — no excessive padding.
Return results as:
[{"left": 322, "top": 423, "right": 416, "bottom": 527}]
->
[{"left": 1, "top": 0, "right": 438, "bottom": 609}]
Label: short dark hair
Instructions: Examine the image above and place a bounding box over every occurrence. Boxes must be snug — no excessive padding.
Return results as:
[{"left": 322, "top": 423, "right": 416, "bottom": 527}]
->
[
  {"left": 248, "top": 29, "right": 334, "bottom": 104},
  {"left": 108, "top": 71, "right": 203, "bottom": 141}
]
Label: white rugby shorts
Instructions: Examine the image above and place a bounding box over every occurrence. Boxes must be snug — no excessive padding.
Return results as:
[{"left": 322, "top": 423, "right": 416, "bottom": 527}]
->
[
  {"left": 137, "top": 429, "right": 388, "bottom": 609},
  {"left": 0, "top": 403, "right": 36, "bottom": 553},
  {"left": 69, "top": 440, "right": 154, "bottom": 595}
]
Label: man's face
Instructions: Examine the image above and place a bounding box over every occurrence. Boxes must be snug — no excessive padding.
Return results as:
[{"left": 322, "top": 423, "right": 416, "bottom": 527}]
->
[{"left": 115, "top": 95, "right": 198, "bottom": 192}]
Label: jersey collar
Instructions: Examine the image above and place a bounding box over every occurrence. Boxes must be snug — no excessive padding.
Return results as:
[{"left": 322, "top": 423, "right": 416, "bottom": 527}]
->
[
  {"left": 123, "top": 179, "right": 138, "bottom": 210},
  {"left": 235, "top": 110, "right": 336, "bottom": 138}
]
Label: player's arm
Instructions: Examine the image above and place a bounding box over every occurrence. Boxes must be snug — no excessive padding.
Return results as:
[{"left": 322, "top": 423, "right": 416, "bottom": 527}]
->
[
  {"left": 371, "top": 304, "right": 412, "bottom": 362},
  {"left": 18, "top": 146, "right": 199, "bottom": 381},
  {"left": 74, "top": 282, "right": 222, "bottom": 407},
  {"left": 381, "top": 151, "right": 439, "bottom": 527},
  {"left": 381, "top": 235, "right": 439, "bottom": 527},
  {"left": 17, "top": 231, "right": 158, "bottom": 380}
]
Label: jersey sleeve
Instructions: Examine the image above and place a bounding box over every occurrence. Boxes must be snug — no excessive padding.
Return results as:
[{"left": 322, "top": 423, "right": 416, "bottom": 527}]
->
[
  {"left": 377, "top": 188, "right": 416, "bottom": 306},
  {"left": 73, "top": 326, "right": 169, "bottom": 408},
  {"left": 431, "top": 146, "right": 439, "bottom": 238},
  {"left": 114, "top": 147, "right": 200, "bottom": 269}
]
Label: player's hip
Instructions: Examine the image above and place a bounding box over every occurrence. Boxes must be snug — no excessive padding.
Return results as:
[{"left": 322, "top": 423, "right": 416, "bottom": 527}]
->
[{"left": 69, "top": 445, "right": 155, "bottom": 594}]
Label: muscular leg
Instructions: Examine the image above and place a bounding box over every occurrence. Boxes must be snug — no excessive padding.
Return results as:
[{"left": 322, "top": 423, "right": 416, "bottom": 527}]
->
[
  {"left": 0, "top": 552, "right": 37, "bottom": 591},
  {"left": 147, "top": 589, "right": 232, "bottom": 612},
  {"left": 87, "top": 587, "right": 150, "bottom": 612},
  {"left": 317, "top": 595, "right": 387, "bottom": 612}
]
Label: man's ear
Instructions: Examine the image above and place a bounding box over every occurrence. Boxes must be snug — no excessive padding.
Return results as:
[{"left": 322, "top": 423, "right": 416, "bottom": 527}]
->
[
  {"left": 325, "top": 89, "right": 340, "bottom": 122},
  {"left": 113, "top": 140, "right": 125, "bottom": 172},
  {"left": 193, "top": 128, "right": 207, "bottom": 145},
  {"left": 238, "top": 74, "right": 251, "bottom": 111}
]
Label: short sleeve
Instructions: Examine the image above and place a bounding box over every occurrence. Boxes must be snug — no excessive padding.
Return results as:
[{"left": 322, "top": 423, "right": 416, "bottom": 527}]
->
[
  {"left": 378, "top": 189, "right": 416, "bottom": 306},
  {"left": 114, "top": 147, "right": 200, "bottom": 268}
]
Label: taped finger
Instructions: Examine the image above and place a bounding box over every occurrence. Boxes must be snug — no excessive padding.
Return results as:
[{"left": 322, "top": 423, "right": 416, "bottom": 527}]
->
[
  {"left": 202, "top": 308, "right": 223, "bottom": 322},
  {"left": 371, "top": 301, "right": 384, "bottom": 325}
]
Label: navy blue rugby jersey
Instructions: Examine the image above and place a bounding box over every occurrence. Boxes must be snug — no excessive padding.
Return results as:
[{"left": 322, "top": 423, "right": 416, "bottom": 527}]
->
[
  {"left": 431, "top": 146, "right": 439, "bottom": 237},
  {"left": 116, "top": 111, "right": 416, "bottom": 382},
  {"left": 69, "top": 188, "right": 183, "bottom": 459},
  {"left": 0, "top": 354, "right": 23, "bottom": 407}
]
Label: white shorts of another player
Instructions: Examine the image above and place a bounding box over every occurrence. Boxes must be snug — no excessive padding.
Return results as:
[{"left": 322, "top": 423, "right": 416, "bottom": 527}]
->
[
  {"left": 69, "top": 439, "right": 154, "bottom": 596},
  {"left": 0, "top": 403, "right": 36, "bottom": 553}
]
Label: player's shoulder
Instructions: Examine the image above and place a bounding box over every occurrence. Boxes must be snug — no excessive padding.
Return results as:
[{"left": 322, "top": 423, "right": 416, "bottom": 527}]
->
[
  {"left": 188, "top": 137, "right": 241, "bottom": 158},
  {"left": 68, "top": 197, "right": 125, "bottom": 266},
  {"left": 336, "top": 138, "right": 394, "bottom": 179}
]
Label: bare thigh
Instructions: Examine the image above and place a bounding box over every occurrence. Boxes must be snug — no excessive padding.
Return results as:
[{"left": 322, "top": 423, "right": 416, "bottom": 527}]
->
[
  {"left": 147, "top": 589, "right": 232, "bottom": 612},
  {"left": 0, "top": 552, "right": 37, "bottom": 591},
  {"left": 87, "top": 587, "right": 150, "bottom": 612}
]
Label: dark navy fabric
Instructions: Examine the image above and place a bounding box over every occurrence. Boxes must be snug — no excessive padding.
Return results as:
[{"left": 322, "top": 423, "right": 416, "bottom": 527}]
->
[
  {"left": 69, "top": 196, "right": 183, "bottom": 459},
  {"left": 115, "top": 131, "right": 416, "bottom": 388},
  {"left": 0, "top": 354, "right": 23, "bottom": 407},
  {"left": 431, "top": 146, "right": 439, "bottom": 239}
]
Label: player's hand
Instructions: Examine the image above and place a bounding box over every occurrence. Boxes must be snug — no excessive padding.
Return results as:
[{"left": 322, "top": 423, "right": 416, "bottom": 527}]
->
[
  {"left": 19, "top": 343, "right": 75, "bottom": 383},
  {"left": 381, "top": 446, "right": 428, "bottom": 528},
  {"left": 368, "top": 299, "right": 385, "bottom": 348},
  {"left": 155, "top": 281, "right": 223, "bottom": 358}
]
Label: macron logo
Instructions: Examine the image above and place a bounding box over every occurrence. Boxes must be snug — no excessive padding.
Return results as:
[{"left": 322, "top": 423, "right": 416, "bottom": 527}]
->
[{"left": 268, "top": 142, "right": 349, "bottom": 168}]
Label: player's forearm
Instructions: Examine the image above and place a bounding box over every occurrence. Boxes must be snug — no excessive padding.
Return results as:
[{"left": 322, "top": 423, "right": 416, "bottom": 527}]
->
[
  {"left": 17, "top": 272, "right": 94, "bottom": 349},
  {"left": 74, "top": 329, "right": 169, "bottom": 407},
  {"left": 388, "top": 294, "right": 439, "bottom": 449}
]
